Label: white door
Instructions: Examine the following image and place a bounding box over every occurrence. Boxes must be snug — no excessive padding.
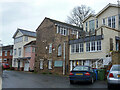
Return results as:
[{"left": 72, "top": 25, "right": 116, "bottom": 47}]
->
[{"left": 24, "top": 62, "right": 29, "bottom": 71}]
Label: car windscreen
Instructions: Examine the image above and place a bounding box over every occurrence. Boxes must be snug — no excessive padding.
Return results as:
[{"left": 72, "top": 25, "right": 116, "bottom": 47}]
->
[
  {"left": 73, "top": 66, "right": 89, "bottom": 71},
  {"left": 111, "top": 65, "right": 120, "bottom": 71}
]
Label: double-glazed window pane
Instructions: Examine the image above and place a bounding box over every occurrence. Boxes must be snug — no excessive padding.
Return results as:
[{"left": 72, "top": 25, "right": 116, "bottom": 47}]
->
[
  {"left": 91, "top": 41, "right": 95, "bottom": 51},
  {"left": 86, "top": 42, "right": 90, "bottom": 52},
  {"left": 76, "top": 44, "right": 79, "bottom": 53},
  {"left": 97, "top": 41, "right": 101, "bottom": 51}
]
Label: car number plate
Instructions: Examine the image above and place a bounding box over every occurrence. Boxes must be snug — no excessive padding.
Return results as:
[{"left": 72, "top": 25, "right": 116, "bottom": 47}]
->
[
  {"left": 76, "top": 73, "right": 83, "bottom": 75},
  {"left": 117, "top": 74, "right": 120, "bottom": 78}
]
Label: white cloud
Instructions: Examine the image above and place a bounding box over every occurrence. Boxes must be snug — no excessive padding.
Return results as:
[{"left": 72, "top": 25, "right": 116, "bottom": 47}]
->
[{"left": 0, "top": 0, "right": 118, "bottom": 45}]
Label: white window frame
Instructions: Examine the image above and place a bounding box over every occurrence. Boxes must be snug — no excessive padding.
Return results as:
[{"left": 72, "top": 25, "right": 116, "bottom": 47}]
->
[
  {"left": 49, "top": 43, "right": 52, "bottom": 53},
  {"left": 14, "top": 49, "right": 17, "bottom": 55},
  {"left": 108, "top": 16, "right": 116, "bottom": 28},
  {"left": 58, "top": 45, "right": 62, "bottom": 56},
  {"left": 10, "top": 50, "right": 13, "bottom": 56},
  {"left": 102, "top": 18, "right": 105, "bottom": 25},
  {"left": 40, "top": 60, "right": 43, "bottom": 69},
  {"left": 85, "top": 22, "right": 88, "bottom": 32},
  {"left": 5, "top": 51, "right": 7, "bottom": 56},
  {"left": 48, "top": 60, "right": 52, "bottom": 69},
  {"left": 0, "top": 51, "right": 2, "bottom": 56},
  {"left": 24, "top": 36, "right": 28, "bottom": 41},
  {"left": 91, "top": 41, "right": 96, "bottom": 52},
  {"left": 97, "top": 40, "right": 101, "bottom": 51},
  {"left": 18, "top": 48, "right": 21, "bottom": 56},
  {"left": 86, "top": 42, "right": 91, "bottom": 52},
  {"left": 96, "top": 19, "right": 98, "bottom": 28},
  {"left": 79, "top": 43, "right": 84, "bottom": 53}
]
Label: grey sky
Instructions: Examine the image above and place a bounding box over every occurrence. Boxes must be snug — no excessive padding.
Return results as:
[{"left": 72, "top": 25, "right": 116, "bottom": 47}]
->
[{"left": 0, "top": 0, "right": 118, "bottom": 45}]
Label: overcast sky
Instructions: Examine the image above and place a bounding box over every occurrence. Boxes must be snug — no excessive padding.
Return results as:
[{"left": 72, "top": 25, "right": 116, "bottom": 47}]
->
[{"left": 0, "top": 0, "right": 118, "bottom": 45}]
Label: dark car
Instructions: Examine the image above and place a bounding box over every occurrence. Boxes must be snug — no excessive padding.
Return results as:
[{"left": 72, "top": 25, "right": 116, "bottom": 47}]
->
[
  {"left": 2, "top": 63, "right": 10, "bottom": 69},
  {"left": 69, "top": 66, "right": 96, "bottom": 84}
]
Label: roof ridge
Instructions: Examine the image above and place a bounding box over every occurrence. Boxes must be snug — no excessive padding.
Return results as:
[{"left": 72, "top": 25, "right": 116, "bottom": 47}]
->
[
  {"left": 18, "top": 28, "right": 35, "bottom": 33},
  {"left": 45, "top": 17, "right": 82, "bottom": 29}
]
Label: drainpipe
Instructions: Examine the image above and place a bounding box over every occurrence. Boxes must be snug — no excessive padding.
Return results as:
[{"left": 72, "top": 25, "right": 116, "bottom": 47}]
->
[{"left": 63, "top": 42, "right": 66, "bottom": 75}]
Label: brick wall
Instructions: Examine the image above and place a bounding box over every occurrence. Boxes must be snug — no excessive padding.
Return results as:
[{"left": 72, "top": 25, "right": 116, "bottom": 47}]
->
[
  {"left": 112, "top": 51, "right": 120, "bottom": 64},
  {"left": 34, "top": 18, "right": 78, "bottom": 75}
]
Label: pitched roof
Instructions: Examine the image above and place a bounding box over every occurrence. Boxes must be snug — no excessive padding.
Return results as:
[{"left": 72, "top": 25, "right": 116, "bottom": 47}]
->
[
  {"left": 2, "top": 45, "right": 13, "bottom": 50},
  {"left": 24, "top": 40, "right": 36, "bottom": 46},
  {"left": 83, "top": 3, "right": 120, "bottom": 22},
  {"left": 13, "top": 28, "right": 36, "bottom": 38},
  {"left": 36, "top": 17, "right": 83, "bottom": 31},
  {"left": 83, "top": 14, "right": 95, "bottom": 23},
  {"left": 96, "top": 3, "right": 120, "bottom": 18}
]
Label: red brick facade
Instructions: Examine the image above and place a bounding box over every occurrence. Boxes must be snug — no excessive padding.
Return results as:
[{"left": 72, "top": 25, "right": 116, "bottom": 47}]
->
[{"left": 34, "top": 17, "right": 82, "bottom": 75}]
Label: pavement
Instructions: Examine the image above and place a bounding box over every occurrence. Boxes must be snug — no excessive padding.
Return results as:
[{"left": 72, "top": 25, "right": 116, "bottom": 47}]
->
[{"left": 2, "top": 70, "right": 108, "bottom": 88}]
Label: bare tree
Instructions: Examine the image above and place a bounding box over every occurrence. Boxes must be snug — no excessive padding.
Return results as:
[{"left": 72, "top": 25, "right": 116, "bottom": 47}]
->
[{"left": 67, "top": 5, "right": 95, "bottom": 28}]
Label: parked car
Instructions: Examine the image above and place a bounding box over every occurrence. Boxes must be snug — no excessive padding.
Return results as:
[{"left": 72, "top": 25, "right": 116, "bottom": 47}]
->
[
  {"left": 2, "top": 63, "right": 10, "bottom": 69},
  {"left": 107, "top": 64, "right": 120, "bottom": 89},
  {"left": 69, "top": 66, "right": 96, "bottom": 84}
]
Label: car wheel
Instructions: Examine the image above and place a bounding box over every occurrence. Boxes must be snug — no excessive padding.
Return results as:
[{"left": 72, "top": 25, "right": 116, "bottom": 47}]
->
[
  {"left": 90, "top": 77, "right": 94, "bottom": 84},
  {"left": 70, "top": 80, "right": 74, "bottom": 84}
]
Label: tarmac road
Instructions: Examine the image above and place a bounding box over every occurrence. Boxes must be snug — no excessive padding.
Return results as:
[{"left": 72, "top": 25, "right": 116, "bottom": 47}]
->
[{"left": 2, "top": 70, "right": 108, "bottom": 88}]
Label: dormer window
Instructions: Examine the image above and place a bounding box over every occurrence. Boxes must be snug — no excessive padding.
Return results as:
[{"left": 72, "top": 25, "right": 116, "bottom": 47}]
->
[
  {"left": 57, "top": 26, "right": 68, "bottom": 36},
  {"left": 108, "top": 16, "right": 115, "bottom": 28},
  {"left": 24, "top": 36, "right": 28, "bottom": 41},
  {"left": 89, "top": 20, "right": 95, "bottom": 32},
  {"left": 102, "top": 18, "right": 105, "bottom": 25}
]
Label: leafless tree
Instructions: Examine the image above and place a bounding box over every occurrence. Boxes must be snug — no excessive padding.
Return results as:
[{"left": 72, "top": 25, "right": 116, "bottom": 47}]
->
[{"left": 67, "top": 5, "right": 95, "bottom": 28}]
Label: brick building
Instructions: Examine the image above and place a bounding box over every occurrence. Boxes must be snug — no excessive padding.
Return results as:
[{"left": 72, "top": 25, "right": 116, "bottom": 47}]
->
[
  {"left": 34, "top": 17, "right": 82, "bottom": 75},
  {"left": 0, "top": 45, "right": 13, "bottom": 66}
]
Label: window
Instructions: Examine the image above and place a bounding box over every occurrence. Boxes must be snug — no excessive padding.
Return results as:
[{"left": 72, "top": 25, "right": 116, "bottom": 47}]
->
[
  {"left": 71, "top": 44, "right": 75, "bottom": 53},
  {"left": 91, "top": 41, "right": 96, "bottom": 51},
  {"left": 58, "top": 45, "right": 62, "bottom": 56},
  {"left": 79, "top": 43, "right": 84, "bottom": 52},
  {"left": 96, "top": 19, "right": 98, "bottom": 28},
  {"left": 119, "top": 14, "right": 120, "bottom": 29},
  {"left": 32, "top": 47, "right": 35, "bottom": 52},
  {"left": 48, "top": 60, "right": 52, "bottom": 69},
  {"left": 71, "top": 30, "right": 76, "bottom": 35},
  {"left": 112, "top": 16, "right": 115, "bottom": 28},
  {"left": 86, "top": 42, "right": 90, "bottom": 52},
  {"left": 108, "top": 16, "right": 116, "bottom": 28},
  {"left": 85, "top": 22, "right": 88, "bottom": 32},
  {"left": 40, "top": 60, "right": 43, "bottom": 69},
  {"left": 49, "top": 43, "right": 52, "bottom": 53},
  {"left": 14, "top": 49, "right": 16, "bottom": 55},
  {"left": 5, "top": 51, "right": 7, "bottom": 56},
  {"left": 14, "top": 36, "right": 23, "bottom": 43},
  {"left": 76, "top": 44, "right": 79, "bottom": 53},
  {"left": 18, "top": 48, "right": 21, "bottom": 56},
  {"left": 24, "top": 36, "right": 28, "bottom": 41},
  {"left": 25, "top": 47, "right": 31, "bottom": 53},
  {"left": 102, "top": 18, "right": 105, "bottom": 25},
  {"left": 57, "top": 26, "right": 60, "bottom": 33},
  {"left": 108, "top": 17, "right": 111, "bottom": 27},
  {"left": 0, "top": 59, "right": 2, "bottom": 62},
  {"left": 10, "top": 50, "right": 13, "bottom": 56},
  {"left": 89, "top": 20, "right": 95, "bottom": 32},
  {"left": 97, "top": 41, "right": 101, "bottom": 51},
  {"left": 0, "top": 51, "right": 2, "bottom": 56}
]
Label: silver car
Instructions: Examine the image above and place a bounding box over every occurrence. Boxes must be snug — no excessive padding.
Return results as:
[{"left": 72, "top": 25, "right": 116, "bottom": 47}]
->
[{"left": 107, "top": 64, "right": 120, "bottom": 89}]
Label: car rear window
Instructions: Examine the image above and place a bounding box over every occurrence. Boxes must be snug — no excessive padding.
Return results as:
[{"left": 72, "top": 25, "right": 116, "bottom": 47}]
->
[
  {"left": 73, "top": 66, "right": 89, "bottom": 71},
  {"left": 111, "top": 65, "right": 120, "bottom": 71}
]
